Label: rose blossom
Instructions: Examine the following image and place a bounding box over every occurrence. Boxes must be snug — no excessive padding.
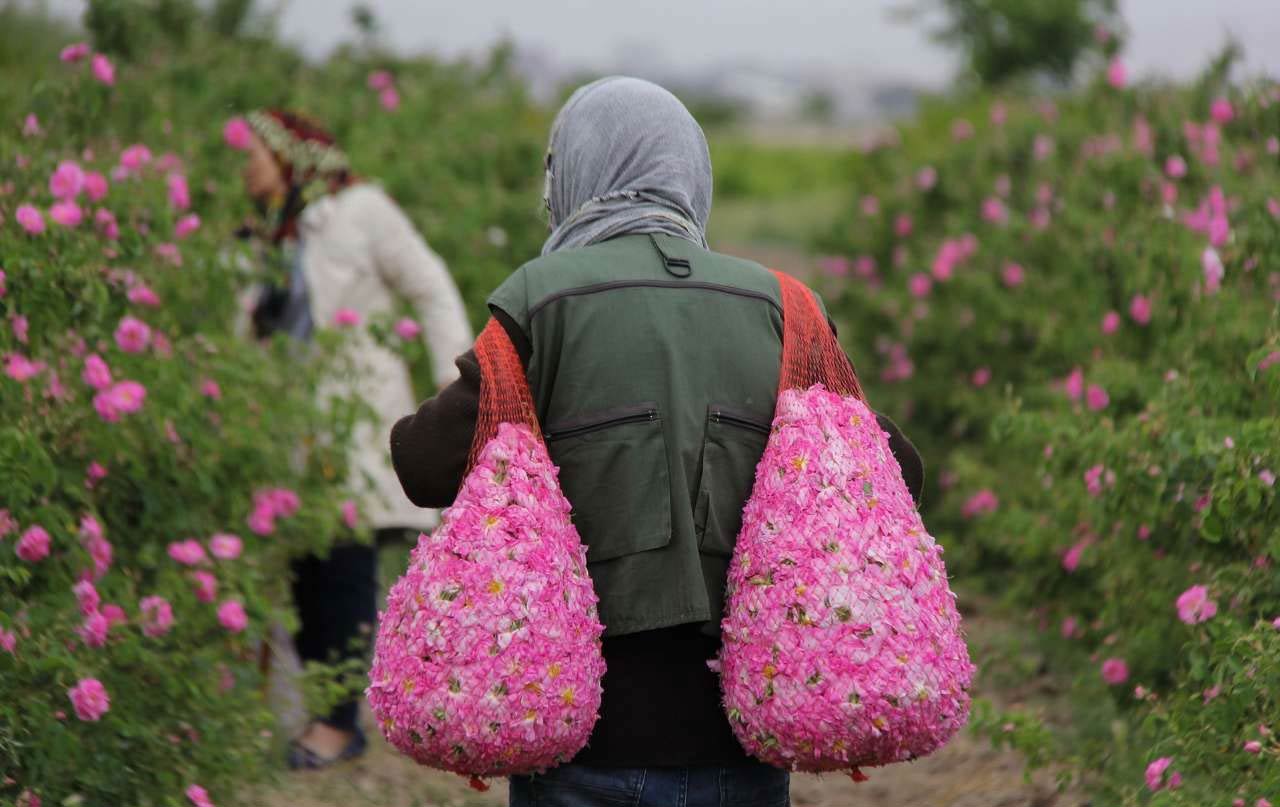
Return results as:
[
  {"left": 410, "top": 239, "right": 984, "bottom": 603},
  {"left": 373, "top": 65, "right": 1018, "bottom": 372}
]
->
[
  {"left": 68, "top": 678, "right": 110, "bottom": 721},
  {"left": 218, "top": 600, "right": 248, "bottom": 633}
]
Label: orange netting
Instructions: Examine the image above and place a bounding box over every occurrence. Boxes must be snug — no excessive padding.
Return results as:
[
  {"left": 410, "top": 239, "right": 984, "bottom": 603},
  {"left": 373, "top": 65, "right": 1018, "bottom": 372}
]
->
[
  {"left": 468, "top": 318, "right": 542, "bottom": 474},
  {"left": 773, "top": 269, "right": 866, "bottom": 400}
]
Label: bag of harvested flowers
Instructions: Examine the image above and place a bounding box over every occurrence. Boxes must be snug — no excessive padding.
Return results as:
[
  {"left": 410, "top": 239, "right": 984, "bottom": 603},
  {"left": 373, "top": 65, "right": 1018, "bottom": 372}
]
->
[
  {"left": 717, "top": 271, "right": 974, "bottom": 780},
  {"left": 367, "top": 318, "right": 606, "bottom": 788}
]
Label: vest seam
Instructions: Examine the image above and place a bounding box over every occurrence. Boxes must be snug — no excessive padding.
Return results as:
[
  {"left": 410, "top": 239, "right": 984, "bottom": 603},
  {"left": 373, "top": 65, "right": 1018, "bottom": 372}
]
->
[{"left": 527, "top": 279, "right": 782, "bottom": 321}]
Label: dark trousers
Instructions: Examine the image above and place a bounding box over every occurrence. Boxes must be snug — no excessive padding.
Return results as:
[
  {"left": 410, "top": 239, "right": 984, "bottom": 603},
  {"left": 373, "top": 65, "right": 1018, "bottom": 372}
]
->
[
  {"left": 509, "top": 763, "right": 790, "bottom": 807},
  {"left": 289, "top": 529, "right": 407, "bottom": 733}
]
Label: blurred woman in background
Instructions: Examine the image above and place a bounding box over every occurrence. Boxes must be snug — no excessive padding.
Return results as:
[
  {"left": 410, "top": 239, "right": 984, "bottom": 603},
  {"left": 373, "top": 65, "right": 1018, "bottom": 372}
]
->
[{"left": 239, "top": 109, "right": 473, "bottom": 769}]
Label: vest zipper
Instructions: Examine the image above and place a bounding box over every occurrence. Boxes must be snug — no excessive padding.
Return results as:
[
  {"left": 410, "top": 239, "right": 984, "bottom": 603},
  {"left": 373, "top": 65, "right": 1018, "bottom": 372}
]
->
[
  {"left": 545, "top": 407, "right": 659, "bottom": 441},
  {"left": 709, "top": 408, "right": 771, "bottom": 435}
]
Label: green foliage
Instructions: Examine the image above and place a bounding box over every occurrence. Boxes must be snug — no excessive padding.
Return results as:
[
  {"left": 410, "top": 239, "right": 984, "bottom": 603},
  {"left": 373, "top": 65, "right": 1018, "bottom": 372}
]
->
[
  {"left": 815, "top": 51, "right": 1280, "bottom": 799},
  {"left": 903, "top": 0, "right": 1120, "bottom": 86},
  {"left": 0, "top": 6, "right": 547, "bottom": 806}
]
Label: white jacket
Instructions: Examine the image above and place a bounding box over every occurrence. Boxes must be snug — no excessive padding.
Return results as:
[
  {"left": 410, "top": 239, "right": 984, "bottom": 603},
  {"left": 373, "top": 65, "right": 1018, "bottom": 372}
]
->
[{"left": 298, "top": 183, "right": 473, "bottom": 532}]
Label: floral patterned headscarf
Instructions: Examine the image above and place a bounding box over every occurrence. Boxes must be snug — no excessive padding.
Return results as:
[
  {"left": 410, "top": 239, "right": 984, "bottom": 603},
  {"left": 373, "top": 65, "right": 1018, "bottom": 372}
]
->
[{"left": 246, "top": 109, "right": 355, "bottom": 242}]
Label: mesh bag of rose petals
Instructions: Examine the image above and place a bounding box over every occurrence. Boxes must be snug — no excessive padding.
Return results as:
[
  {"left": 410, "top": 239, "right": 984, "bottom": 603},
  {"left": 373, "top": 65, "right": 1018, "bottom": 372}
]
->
[
  {"left": 717, "top": 271, "right": 974, "bottom": 779},
  {"left": 367, "top": 319, "right": 605, "bottom": 788}
]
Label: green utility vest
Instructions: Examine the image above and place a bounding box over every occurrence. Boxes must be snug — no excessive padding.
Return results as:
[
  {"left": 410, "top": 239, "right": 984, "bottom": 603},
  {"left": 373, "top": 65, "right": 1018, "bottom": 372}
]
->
[{"left": 489, "top": 233, "right": 801, "bottom": 638}]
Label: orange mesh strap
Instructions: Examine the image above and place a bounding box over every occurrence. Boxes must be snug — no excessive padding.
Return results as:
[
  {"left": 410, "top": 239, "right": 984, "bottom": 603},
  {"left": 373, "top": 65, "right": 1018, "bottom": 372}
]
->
[
  {"left": 468, "top": 318, "right": 541, "bottom": 473},
  {"left": 772, "top": 269, "right": 865, "bottom": 400}
]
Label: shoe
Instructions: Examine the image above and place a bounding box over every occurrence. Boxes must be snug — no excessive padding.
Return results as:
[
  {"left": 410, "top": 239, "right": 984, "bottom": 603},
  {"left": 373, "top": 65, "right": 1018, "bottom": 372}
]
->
[{"left": 287, "top": 727, "right": 368, "bottom": 770}]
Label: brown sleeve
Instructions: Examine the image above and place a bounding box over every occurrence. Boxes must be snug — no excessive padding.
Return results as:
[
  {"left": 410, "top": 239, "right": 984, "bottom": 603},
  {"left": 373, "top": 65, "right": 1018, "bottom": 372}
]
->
[
  {"left": 874, "top": 412, "right": 925, "bottom": 507},
  {"left": 388, "top": 307, "right": 529, "bottom": 509}
]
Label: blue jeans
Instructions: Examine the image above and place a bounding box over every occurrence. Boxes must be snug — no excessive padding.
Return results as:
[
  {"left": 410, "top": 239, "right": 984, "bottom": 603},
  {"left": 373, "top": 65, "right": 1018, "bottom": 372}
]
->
[{"left": 509, "top": 763, "right": 790, "bottom": 807}]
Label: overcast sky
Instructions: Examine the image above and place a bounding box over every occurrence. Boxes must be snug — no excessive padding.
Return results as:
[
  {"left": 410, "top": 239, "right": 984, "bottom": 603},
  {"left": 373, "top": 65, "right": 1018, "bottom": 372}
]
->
[{"left": 43, "top": 0, "right": 1280, "bottom": 85}]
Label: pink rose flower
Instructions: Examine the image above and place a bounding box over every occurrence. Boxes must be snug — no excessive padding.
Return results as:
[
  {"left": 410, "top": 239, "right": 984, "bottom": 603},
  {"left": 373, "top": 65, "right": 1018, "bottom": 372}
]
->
[
  {"left": 209, "top": 533, "right": 242, "bottom": 560},
  {"left": 200, "top": 378, "right": 221, "bottom": 399},
  {"left": 908, "top": 273, "right": 932, "bottom": 299},
  {"left": 1260, "top": 469, "right": 1276, "bottom": 487},
  {"left": 127, "top": 284, "right": 161, "bottom": 307},
  {"left": 247, "top": 506, "right": 275, "bottom": 536},
  {"left": 60, "top": 42, "right": 90, "bottom": 62},
  {"left": 49, "top": 160, "right": 85, "bottom": 199},
  {"left": 1210, "top": 98, "right": 1235, "bottom": 124},
  {"left": 1145, "top": 757, "right": 1172, "bottom": 791},
  {"left": 894, "top": 214, "right": 913, "bottom": 238},
  {"left": 1137, "top": 524, "right": 1152, "bottom": 540},
  {"left": 114, "top": 316, "right": 151, "bottom": 353},
  {"left": 1165, "top": 155, "right": 1187, "bottom": 178},
  {"left": 16, "top": 204, "right": 45, "bottom": 234},
  {"left": 1106, "top": 58, "right": 1128, "bottom": 89},
  {"left": 186, "top": 784, "right": 215, "bottom": 807},
  {"left": 91, "top": 53, "right": 115, "bottom": 86},
  {"left": 93, "top": 380, "right": 146, "bottom": 422},
  {"left": 1101, "top": 658, "right": 1129, "bottom": 685},
  {"left": 174, "top": 213, "right": 200, "bottom": 239},
  {"left": 168, "top": 539, "right": 207, "bottom": 566},
  {"left": 333, "top": 308, "right": 361, "bottom": 327},
  {"left": 5, "top": 353, "right": 44, "bottom": 382},
  {"left": 0, "top": 509, "right": 13, "bottom": 539},
  {"left": 12, "top": 315, "right": 28, "bottom": 344},
  {"left": 22, "top": 113, "right": 40, "bottom": 137},
  {"left": 68, "top": 678, "right": 110, "bottom": 721},
  {"left": 78, "top": 611, "right": 109, "bottom": 648},
  {"left": 1033, "top": 134, "right": 1054, "bottom": 161},
  {"left": 1202, "top": 247, "right": 1225, "bottom": 294},
  {"left": 962, "top": 489, "right": 998, "bottom": 519},
  {"left": 140, "top": 596, "right": 174, "bottom": 637},
  {"left": 394, "top": 318, "right": 422, "bottom": 340},
  {"left": 154, "top": 242, "right": 183, "bottom": 266},
  {"left": 49, "top": 200, "right": 83, "bottom": 228},
  {"left": 1176, "top": 585, "right": 1218, "bottom": 624},
  {"left": 82, "top": 354, "right": 113, "bottom": 390},
  {"left": 217, "top": 600, "right": 248, "bottom": 633},
  {"left": 981, "top": 197, "right": 1008, "bottom": 225},
  {"left": 95, "top": 208, "right": 119, "bottom": 240},
  {"left": 16, "top": 525, "right": 51, "bottom": 562},
  {"left": 367, "top": 70, "right": 394, "bottom": 90},
  {"left": 1001, "top": 262, "right": 1025, "bottom": 287},
  {"left": 1061, "top": 616, "right": 1078, "bottom": 638},
  {"left": 379, "top": 87, "right": 400, "bottom": 111},
  {"left": 102, "top": 603, "right": 126, "bottom": 627},
  {"left": 1129, "top": 295, "right": 1152, "bottom": 325},
  {"left": 84, "top": 171, "right": 108, "bottom": 201},
  {"left": 340, "top": 499, "right": 359, "bottom": 529},
  {"left": 87, "top": 461, "right": 108, "bottom": 487},
  {"left": 1100, "top": 311, "right": 1120, "bottom": 335},
  {"left": 119, "top": 144, "right": 152, "bottom": 172},
  {"left": 223, "top": 117, "right": 252, "bottom": 150},
  {"left": 1244, "top": 740, "right": 1262, "bottom": 754},
  {"left": 191, "top": 570, "right": 218, "bottom": 603},
  {"left": 74, "top": 580, "right": 100, "bottom": 616},
  {"left": 1085, "top": 384, "right": 1109, "bottom": 411},
  {"left": 0, "top": 628, "right": 16, "bottom": 654},
  {"left": 1062, "top": 540, "right": 1087, "bottom": 572},
  {"left": 915, "top": 166, "right": 937, "bottom": 191},
  {"left": 167, "top": 174, "right": 190, "bottom": 211}
]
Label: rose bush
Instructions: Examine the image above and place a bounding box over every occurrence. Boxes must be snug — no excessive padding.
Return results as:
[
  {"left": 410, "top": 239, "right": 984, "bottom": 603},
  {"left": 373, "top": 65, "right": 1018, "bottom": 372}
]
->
[
  {"left": 815, "top": 45, "right": 1279, "bottom": 801},
  {"left": 1, "top": 4, "right": 546, "bottom": 805}
]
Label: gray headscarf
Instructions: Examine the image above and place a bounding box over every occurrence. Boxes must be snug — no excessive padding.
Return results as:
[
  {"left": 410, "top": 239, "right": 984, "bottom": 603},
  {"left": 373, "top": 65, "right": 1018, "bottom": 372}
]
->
[{"left": 541, "top": 76, "right": 713, "bottom": 256}]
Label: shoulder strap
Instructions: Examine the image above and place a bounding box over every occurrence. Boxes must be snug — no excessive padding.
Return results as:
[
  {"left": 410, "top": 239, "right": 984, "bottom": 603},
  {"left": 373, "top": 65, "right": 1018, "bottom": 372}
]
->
[
  {"left": 468, "top": 318, "right": 541, "bottom": 473},
  {"left": 772, "top": 269, "right": 865, "bottom": 400}
]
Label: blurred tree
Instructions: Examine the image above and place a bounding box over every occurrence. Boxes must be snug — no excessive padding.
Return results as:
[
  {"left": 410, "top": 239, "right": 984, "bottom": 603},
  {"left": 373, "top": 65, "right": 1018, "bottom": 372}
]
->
[
  {"left": 800, "top": 90, "right": 836, "bottom": 125},
  {"left": 897, "top": 0, "right": 1120, "bottom": 86},
  {"left": 210, "top": 0, "right": 255, "bottom": 38}
]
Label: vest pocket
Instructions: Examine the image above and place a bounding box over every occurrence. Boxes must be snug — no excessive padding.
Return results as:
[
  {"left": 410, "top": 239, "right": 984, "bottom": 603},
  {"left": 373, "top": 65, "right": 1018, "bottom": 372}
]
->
[
  {"left": 545, "top": 403, "right": 672, "bottom": 564},
  {"left": 694, "top": 404, "right": 771, "bottom": 557}
]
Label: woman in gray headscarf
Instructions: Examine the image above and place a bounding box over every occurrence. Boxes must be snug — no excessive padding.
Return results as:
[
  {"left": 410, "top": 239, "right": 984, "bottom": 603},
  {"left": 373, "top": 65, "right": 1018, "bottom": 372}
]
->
[{"left": 389, "top": 76, "right": 922, "bottom": 807}]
